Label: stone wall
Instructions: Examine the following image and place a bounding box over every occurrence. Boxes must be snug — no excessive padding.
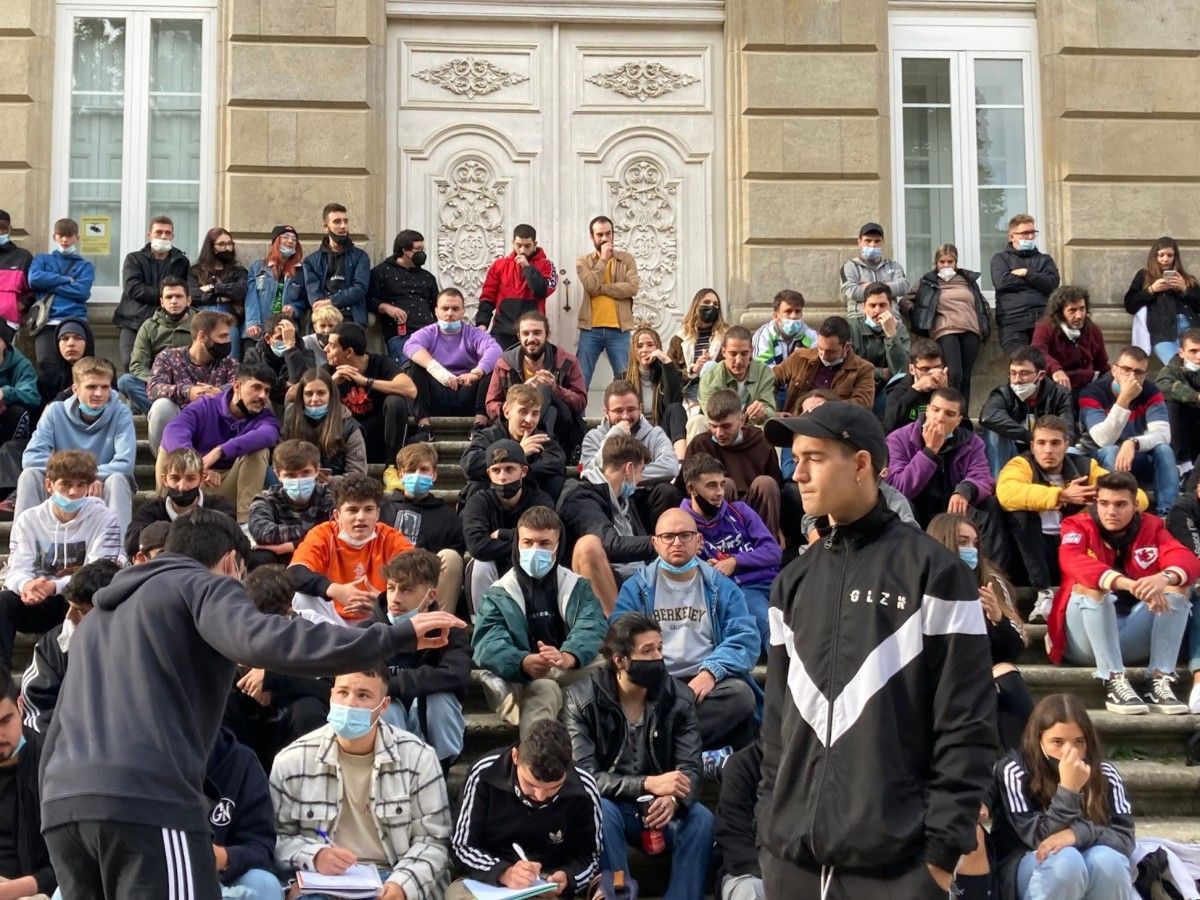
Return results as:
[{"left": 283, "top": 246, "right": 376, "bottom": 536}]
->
[
  {"left": 724, "top": 0, "right": 890, "bottom": 325},
  {"left": 222, "top": 0, "right": 388, "bottom": 267}
]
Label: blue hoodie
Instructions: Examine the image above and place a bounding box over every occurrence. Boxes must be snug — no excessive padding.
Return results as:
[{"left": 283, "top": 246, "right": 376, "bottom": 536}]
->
[
  {"left": 28, "top": 250, "right": 95, "bottom": 321},
  {"left": 612, "top": 559, "right": 764, "bottom": 718},
  {"left": 22, "top": 394, "right": 136, "bottom": 480},
  {"left": 681, "top": 498, "right": 781, "bottom": 587}
]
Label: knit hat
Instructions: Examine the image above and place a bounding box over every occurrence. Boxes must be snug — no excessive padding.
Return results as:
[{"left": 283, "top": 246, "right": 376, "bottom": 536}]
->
[
  {"left": 57, "top": 320, "right": 88, "bottom": 341},
  {"left": 270, "top": 225, "right": 297, "bottom": 242}
]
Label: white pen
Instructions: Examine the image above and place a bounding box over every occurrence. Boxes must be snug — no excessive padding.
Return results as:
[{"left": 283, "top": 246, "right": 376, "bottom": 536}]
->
[{"left": 512, "top": 842, "right": 529, "bottom": 862}]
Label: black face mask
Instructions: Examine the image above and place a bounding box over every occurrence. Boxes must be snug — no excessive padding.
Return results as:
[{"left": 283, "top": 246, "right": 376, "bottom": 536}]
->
[
  {"left": 214, "top": 250, "right": 236, "bottom": 265},
  {"left": 626, "top": 658, "right": 667, "bottom": 694},
  {"left": 411, "top": 250, "right": 427, "bottom": 267},
  {"left": 698, "top": 306, "right": 720, "bottom": 325},
  {"left": 164, "top": 307, "right": 189, "bottom": 322},
  {"left": 492, "top": 481, "right": 522, "bottom": 500},
  {"left": 329, "top": 232, "right": 350, "bottom": 247},
  {"left": 316, "top": 333, "right": 330, "bottom": 347},
  {"left": 1043, "top": 753, "right": 1062, "bottom": 779},
  {"left": 235, "top": 398, "right": 254, "bottom": 418},
  {"left": 693, "top": 494, "right": 722, "bottom": 519},
  {"left": 208, "top": 340, "right": 233, "bottom": 361},
  {"left": 167, "top": 486, "right": 200, "bottom": 507}
]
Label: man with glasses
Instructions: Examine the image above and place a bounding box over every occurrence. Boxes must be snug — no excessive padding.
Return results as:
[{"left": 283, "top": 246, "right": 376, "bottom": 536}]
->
[
  {"left": 612, "top": 506, "right": 760, "bottom": 755},
  {"left": 1079, "top": 345, "right": 1178, "bottom": 516},
  {"left": 979, "top": 345, "right": 1074, "bottom": 477},
  {"left": 990, "top": 213, "right": 1061, "bottom": 352},
  {"left": 881, "top": 338, "right": 949, "bottom": 433}
]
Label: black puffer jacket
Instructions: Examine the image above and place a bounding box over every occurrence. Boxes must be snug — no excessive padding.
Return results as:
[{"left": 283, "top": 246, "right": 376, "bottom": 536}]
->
[
  {"left": 113, "top": 244, "right": 191, "bottom": 330},
  {"left": 759, "top": 498, "right": 996, "bottom": 874},
  {"left": 564, "top": 666, "right": 702, "bottom": 809},
  {"left": 990, "top": 248, "right": 1060, "bottom": 331},
  {"left": 909, "top": 267, "right": 991, "bottom": 341}
]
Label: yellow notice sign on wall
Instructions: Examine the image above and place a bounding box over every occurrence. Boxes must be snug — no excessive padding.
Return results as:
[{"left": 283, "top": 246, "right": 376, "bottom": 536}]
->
[{"left": 80, "top": 216, "right": 111, "bottom": 256}]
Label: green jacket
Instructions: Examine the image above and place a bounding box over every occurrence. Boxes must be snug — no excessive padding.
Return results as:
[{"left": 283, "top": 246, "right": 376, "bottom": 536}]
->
[
  {"left": 697, "top": 359, "right": 777, "bottom": 424},
  {"left": 848, "top": 314, "right": 910, "bottom": 385},
  {"left": 1154, "top": 355, "right": 1200, "bottom": 406},
  {"left": 129, "top": 308, "right": 194, "bottom": 380},
  {"left": 473, "top": 566, "right": 607, "bottom": 683}
]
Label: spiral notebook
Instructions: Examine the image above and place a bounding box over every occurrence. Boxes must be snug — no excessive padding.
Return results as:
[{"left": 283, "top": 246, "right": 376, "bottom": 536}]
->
[
  {"left": 295, "top": 864, "right": 384, "bottom": 898},
  {"left": 462, "top": 878, "right": 558, "bottom": 900}
]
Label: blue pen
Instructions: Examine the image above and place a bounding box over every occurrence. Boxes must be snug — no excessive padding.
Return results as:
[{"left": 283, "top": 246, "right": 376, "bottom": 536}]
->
[{"left": 315, "top": 828, "right": 333, "bottom": 844}]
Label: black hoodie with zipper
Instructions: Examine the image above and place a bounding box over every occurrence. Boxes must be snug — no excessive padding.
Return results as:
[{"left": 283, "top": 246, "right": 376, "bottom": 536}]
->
[
  {"left": 759, "top": 498, "right": 996, "bottom": 875},
  {"left": 40, "top": 552, "right": 426, "bottom": 834}
]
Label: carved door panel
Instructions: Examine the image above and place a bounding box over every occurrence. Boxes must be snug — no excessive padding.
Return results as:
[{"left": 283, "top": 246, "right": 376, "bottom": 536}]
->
[{"left": 389, "top": 20, "right": 723, "bottom": 347}]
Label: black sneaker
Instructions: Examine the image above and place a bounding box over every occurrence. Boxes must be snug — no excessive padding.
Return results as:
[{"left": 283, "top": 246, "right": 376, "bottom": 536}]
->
[
  {"left": 1105, "top": 672, "right": 1148, "bottom": 715},
  {"left": 1146, "top": 672, "right": 1188, "bottom": 715},
  {"left": 408, "top": 424, "right": 435, "bottom": 446}
]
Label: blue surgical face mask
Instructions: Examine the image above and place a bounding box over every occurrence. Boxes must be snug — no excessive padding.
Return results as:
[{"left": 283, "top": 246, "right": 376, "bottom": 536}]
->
[
  {"left": 281, "top": 475, "right": 317, "bottom": 503},
  {"left": 56, "top": 243, "right": 79, "bottom": 256},
  {"left": 659, "top": 557, "right": 700, "bottom": 575},
  {"left": 519, "top": 547, "right": 556, "bottom": 579},
  {"left": 401, "top": 473, "right": 435, "bottom": 498},
  {"left": 77, "top": 399, "right": 105, "bottom": 417},
  {"left": 0, "top": 234, "right": 10, "bottom": 246},
  {"left": 304, "top": 404, "right": 328, "bottom": 420},
  {"left": 271, "top": 341, "right": 287, "bottom": 357},
  {"left": 388, "top": 608, "right": 420, "bottom": 626},
  {"left": 5, "top": 733, "right": 25, "bottom": 761},
  {"left": 278, "top": 245, "right": 296, "bottom": 259},
  {"left": 1017, "top": 239, "right": 1037, "bottom": 252},
  {"left": 959, "top": 547, "right": 979, "bottom": 570},
  {"left": 864, "top": 317, "right": 883, "bottom": 332},
  {"left": 51, "top": 492, "right": 86, "bottom": 514},
  {"left": 437, "top": 318, "right": 464, "bottom": 334},
  {"left": 861, "top": 246, "right": 882, "bottom": 263},
  {"left": 620, "top": 480, "right": 637, "bottom": 499},
  {"left": 779, "top": 317, "right": 804, "bottom": 338},
  {"left": 326, "top": 699, "right": 384, "bottom": 741}
]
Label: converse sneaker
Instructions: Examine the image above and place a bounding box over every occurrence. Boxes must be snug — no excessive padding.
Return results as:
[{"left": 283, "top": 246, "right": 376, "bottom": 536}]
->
[
  {"left": 1028, "top": 588, "right": 1055, "bottom": 624},
  {"left": 1146, "top": 672, "right": 1188, "bottom": 715},
  {"left": 1105, "top": 672, "right": 1148, "bottom": 715}
]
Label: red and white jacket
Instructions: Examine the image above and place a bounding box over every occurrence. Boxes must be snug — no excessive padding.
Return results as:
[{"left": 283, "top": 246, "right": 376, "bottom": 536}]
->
[{"left": 1049, "top": 508, "right": 1200, "bottom": 663}]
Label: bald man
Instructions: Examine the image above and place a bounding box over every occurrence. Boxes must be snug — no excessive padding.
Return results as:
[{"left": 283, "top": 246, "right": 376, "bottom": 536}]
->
[{"left": 611, "top": 507, "right": 761, "bottom": 753}]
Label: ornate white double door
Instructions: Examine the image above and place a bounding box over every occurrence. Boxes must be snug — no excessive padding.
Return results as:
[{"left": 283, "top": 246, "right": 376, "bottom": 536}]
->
[{"left": 387, "top": 17, "right": 725, "bottom": 350}]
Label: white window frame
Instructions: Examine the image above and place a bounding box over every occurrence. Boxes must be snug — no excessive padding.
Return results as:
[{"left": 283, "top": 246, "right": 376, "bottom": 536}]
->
[
  {"left": 49, "top": 0, "right": 218, "bottom": 301},
  {"left": 888, "top": 10, "right": 1044, "bottom": 297}
]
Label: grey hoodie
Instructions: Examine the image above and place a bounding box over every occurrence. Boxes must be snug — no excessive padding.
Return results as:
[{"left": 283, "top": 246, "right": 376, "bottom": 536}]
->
[
  {"left": 579, "top": 416, "right": 679, "bottom": 483},
  {"left": 40, "top": 553, "right": 420, "bottom": 833}
]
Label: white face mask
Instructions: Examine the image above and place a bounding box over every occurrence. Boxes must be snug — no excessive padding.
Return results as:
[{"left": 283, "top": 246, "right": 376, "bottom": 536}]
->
[
  {"left": 1060, "top": 323, "right": 1082, "bottom": 341},
  {"left": 1010, "top": 381, "right": 1038, "bottom": 401},
  {"left": 150, "top": 238, "right": 173, "bottom": 254},
  {"left": 57, "top": 617, "right": 77, "bottom": 654},
  {"left": 338, "top": 529, "right": 377, "bottom": 549},
  {"left": 1184, "top": 360, "right": 1200, "bottom": 374},
  {"left": 937, "top": 267, "right": 956, "bottom": 282}
]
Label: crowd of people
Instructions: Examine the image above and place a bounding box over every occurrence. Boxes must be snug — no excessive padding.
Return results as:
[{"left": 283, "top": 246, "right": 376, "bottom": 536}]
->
[{"left": 0, "top": 203, "right": 1199, "bottom": 899}]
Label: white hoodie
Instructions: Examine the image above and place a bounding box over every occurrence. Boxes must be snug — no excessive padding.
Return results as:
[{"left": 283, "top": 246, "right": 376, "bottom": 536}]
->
[{"left": 3, "top": 497, "right": 123, "bottom": 594}]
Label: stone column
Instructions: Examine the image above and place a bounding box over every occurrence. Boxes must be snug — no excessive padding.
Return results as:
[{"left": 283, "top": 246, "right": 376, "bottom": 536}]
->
[
  {"left": 725, "top": 0, "right": 890, "bottom": 326},
  {"left": 1039, "top": 0, "right": 1200, "bottom": 339},
  {"left": 222, "top": 0, "right": 387, "bottom": 264}
]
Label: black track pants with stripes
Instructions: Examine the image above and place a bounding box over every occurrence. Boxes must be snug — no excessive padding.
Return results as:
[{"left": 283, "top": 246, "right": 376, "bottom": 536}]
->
[{"left": 46, "top": 821, "right": 221, "bottom": 900}]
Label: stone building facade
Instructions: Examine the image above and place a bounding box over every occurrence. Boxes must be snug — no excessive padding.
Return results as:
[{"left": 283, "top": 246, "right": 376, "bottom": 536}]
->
[{"left": 2, "top": 0, "right": 1196, "bottom": 373}]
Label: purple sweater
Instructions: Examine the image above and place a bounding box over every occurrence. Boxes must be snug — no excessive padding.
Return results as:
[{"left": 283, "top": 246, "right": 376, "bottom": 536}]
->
[
  {"left": 406, "top": 322, "right": 501, "bottom": 375},
  {"left": 682, "top": 498, "right": 782, "bottom": 586},
  {"left": 161, "top": 386, "right": 280, "bottom": 469},
  {"left": 884, "top": 420, "right": 994, "bottom": 504}
]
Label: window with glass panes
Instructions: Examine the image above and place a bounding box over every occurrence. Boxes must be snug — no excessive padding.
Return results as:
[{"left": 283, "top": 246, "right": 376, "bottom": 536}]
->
[
  {"left": 889, "top": 13, "right": 1043, "bottom": 293},
  {"left": 51, "top": 4, "right": 214, "bottom": 299}
]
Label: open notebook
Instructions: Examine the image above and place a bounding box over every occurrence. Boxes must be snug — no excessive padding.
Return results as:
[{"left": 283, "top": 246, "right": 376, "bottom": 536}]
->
[
  {"left": 461, "top": 878, "right": 559, "bottom": 900},
  {"left": 295, "top": 864, "right": 384, "bottom": 898}
]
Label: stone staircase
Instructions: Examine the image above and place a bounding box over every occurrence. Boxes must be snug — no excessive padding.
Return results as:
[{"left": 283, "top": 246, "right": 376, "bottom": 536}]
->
[{"left": 5, "top": 413, "right": 1200, "bottom": 895}]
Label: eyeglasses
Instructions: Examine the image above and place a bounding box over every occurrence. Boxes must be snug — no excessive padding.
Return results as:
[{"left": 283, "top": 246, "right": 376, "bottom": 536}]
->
[
  {"left": 214, "top": 241, "right": 235, "bottom": 249},
  {"left": 1013, "top": 229, "right": 1039, "bottom": 238},
  {"left": 654, "top": 531, "right": 700, "bottom": 544},
  {"left": 1114, "top": 363, "right": 1148, "bottom": 378}
]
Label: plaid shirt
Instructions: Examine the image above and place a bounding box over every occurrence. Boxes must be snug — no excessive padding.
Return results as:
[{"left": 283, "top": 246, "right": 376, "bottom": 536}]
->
[
  {"left": 269, "top": 722, "right": 452, "bottom": 900},
  {"left": 147, "top": 346, "right": 239, "bottom": 406}
]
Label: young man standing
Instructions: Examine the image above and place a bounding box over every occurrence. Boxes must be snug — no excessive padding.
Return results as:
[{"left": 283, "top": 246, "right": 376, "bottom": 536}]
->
[
  {"left": 40, "top": 508, "right": 465, "bottom": 900},
  {"left": 0, "top": 209, "right": 33, "bottom": 332},
  {"left": 369, "top": 228, "right": 440, "bottom": 362},
  {"left": 479, "top": 223, "right": 558, "bottom": 354},
  {"left": 112, "top": 215, "right": 190, "bottom": 371},
  {"left": 301, "top": 202, "right": 370, "bottom": 326},
  {"left": 159, "top": 363, "right": 280, "bottom": 523},
  {"left": 28, "top": 218, "right": 95, "bottom": 364},
  {"left": 990, "top": 213, "right": 1060, "bottom": 352},
  {"left": 449, "top": 719, "right": 600, "bottom": 900},
  {"left": 16, "top": 357, "right": 136, "bottom": 537},
  {"left": 117, "top": 275, "right": 194, "bottom": 413},
  {"left": 760, "top": 401, "right": 995, "bottom": 898},
  {"left": 576, "top": 216, "right": 639, "bottom": 388},
  {"left": 839, "top": 222, "right": 912, "bottom": 316},
  {"left": 146, "top": 309, "right": 239, "bottom": 456},
  {"left": 473, "top": 506, "right": 607, "bottom": 736}
]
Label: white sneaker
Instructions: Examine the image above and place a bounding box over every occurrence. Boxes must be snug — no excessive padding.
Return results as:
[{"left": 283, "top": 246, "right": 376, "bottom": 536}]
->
[
  {"left": 1028, "top": 588, "right": 1055, "bottom": 624},
  {"left": 1188, "top": 679, "right": 1200, "bottom": 715}
]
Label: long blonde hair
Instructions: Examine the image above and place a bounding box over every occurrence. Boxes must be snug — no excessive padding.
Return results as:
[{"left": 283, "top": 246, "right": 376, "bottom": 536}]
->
[{"left": 926, "top": 512, "right": 1027, "bottom": 643}]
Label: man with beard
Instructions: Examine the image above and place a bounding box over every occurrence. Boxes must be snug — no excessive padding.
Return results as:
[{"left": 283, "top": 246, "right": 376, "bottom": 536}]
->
[
  {"left": 301, "top": 202, "right": 370, "bottom": 326},
  {"left": 369, "top": 228, "right": 440, "bottom": 363},
  {"left": 478, "top": 224, "right": 557, "bottom": 353},
  {"left": 486, "top": 311, "right": 587, "bottom": 461},
  {"left": 159, "top": 363, "right": 280, "bottom": 523},
  {"left": 576, "top": 216, "right": 640, "bottom": 388}
]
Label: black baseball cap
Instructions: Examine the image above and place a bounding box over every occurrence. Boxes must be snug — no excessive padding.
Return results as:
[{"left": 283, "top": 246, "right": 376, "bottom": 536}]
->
[
  {"left": 764, "top": 402, "right": 888, "bottom": 470},
  {"left": 486, "top": 439, "right": 527, "bottom": 468},
  {"left": 858, "top": 222, "right": 884, "bottom": 238},
  {"left": 139, "top": 520, "right": 172, "bottom": 554}
]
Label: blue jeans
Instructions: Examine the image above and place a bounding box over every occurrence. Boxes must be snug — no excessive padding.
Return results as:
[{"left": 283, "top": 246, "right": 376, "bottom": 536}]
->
[
  {"left": 199, "top": 305, "right": 242, "bottom": 358},
  {"left": 117, "top": 372, "right": 151, "bottom": 414},
  {"left": 984, "top": 429, "right": 1018, "bottom": 480},
  {"left": 1189, "top": 592, "right": 1200, "bottom": 672},
  {"left": 222, "top": 868, "right": 284, "bottom": 899},
  {"left": 1092, "top": 443, "right": 1178, "bottom": 515},
  {"left": 380, "top": 691, "right": 465, "bottom": 762},
  {"left": 386, "top": 333, "right": 410, "bottom": 364},
  {"left": 600, "top": 798, "right": 713, "bottom": 900},
  {"left": 740, "top": 582, "right": 771, "bottom": 659},
  {"left": 1016, "top": 845, "right": 1134, "bottom": 900},
  {"left": 1064, "top": 590, "right": 1190, "bottom": 679},
  {"left": 577, "top": 327, "right": 630, "bottom": 389}
]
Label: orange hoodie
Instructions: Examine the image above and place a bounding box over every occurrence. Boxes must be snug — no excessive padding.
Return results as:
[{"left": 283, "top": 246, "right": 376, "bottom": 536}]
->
[{"left": 290, "top": 521, "right": 414, "bottom": 621}]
